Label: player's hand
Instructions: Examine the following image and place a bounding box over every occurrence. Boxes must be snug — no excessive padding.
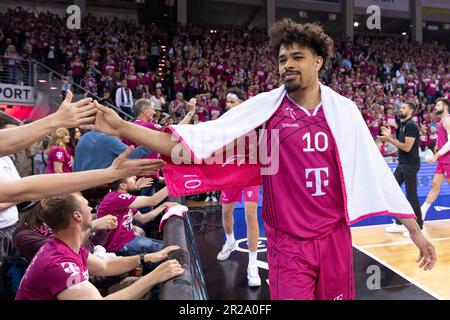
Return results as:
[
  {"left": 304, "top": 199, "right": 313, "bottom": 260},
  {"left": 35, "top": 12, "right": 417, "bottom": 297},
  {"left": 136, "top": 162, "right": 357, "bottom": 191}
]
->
[
  {"left": 428, "top": 153, "right": 439, "bottom": 164},
  {"left": 409, "top": 231, "right": 437, "bottom": 271},
  {"left": 51, "top": 90, "right": 96, "bottom": 128},
  {"left": 187, "top": 98, "right": 197, "bottom": 114},
  {"left": 86, "top": 100, "right": 125, "bottom": 137}
]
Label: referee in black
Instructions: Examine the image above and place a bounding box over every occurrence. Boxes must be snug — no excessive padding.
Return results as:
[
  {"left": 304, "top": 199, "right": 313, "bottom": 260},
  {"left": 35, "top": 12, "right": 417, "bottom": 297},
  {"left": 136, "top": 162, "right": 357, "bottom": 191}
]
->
[{"left": 379, "top": 102, "right": 423, "bottom": 236}]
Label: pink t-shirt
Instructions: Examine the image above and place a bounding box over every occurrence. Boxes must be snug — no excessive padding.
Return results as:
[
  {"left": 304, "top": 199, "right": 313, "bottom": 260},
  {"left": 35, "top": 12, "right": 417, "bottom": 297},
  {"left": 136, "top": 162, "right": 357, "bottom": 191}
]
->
[
  {"left": 16, "top": 238, "right": 89, "bottom": 300},
  {"left": 384, "top": 115, "right": 397, "bottom": 137},
  {"left": 123, "top": 119, "right": 162, "bottom": 178},
  {"left": 96, "top": 191, "right": 137, "bottom": 253},
  {"left": 46, "top": 146, "right": 73, "bottom": 174},
  {"left": 366, "top": 117, "right": 380, "bottom": 137},
  {"left": 261, "top": 96, "right": 345, "bottom": 239}
]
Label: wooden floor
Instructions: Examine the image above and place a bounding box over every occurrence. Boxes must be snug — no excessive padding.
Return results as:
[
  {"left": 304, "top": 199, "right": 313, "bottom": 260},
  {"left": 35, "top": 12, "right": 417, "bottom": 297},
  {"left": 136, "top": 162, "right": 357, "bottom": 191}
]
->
[{"left": 351, "top": 219, "right": 450, "bottom": 300}]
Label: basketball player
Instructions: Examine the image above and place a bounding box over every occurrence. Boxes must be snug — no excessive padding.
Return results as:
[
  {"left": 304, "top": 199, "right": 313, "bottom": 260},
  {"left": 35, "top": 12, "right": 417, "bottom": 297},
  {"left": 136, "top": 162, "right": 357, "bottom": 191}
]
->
[
  {"left": 216, "top": 88, "right": 262, "bottom": 287},
  {"left": 90, "top": 20, "right": 436, "bottom": 300},
  {"left": 420, "top": 98, "right": 450, "bottom": 220}
]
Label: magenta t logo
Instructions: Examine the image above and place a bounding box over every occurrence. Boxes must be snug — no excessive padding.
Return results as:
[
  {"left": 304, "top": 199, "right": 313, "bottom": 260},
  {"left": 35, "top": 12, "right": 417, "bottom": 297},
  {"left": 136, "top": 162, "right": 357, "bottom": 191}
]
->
[{"left": 305, "top": 167, "right": 329, "bottom": 196}]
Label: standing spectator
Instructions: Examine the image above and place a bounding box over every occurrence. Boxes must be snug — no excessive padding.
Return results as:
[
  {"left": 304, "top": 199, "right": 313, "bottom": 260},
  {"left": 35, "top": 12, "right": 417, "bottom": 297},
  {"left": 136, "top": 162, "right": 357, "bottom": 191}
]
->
[
  {"left": 33, "top": 136, "right": 50, "bottom": 175},
  {"left": 70, "top": 55, "right": 84, "bottom": 88},
  {"left": 45, "top": 128, "right": 73, "bottom": 174},
  {"left": 4, "top": 45, "right": 22, "bottom": 84},
  {"left": 115, "top": 80, "right": 134, "bottom": 118},
  {"left": 81, "top": 70, "right": 98, "bottom": 97},
  {"left": 168, "top": 92, "right": 188, "bottom": 123},
  {"left": 150, "top": 87, "right": 166, "bottom": 112}
]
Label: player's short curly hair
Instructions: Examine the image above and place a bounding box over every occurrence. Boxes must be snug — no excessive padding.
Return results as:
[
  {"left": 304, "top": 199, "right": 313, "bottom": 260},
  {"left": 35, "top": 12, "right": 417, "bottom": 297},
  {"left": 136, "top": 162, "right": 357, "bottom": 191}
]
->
[{"left": 269, "top": 18, "right": 334, "bottom": 70}]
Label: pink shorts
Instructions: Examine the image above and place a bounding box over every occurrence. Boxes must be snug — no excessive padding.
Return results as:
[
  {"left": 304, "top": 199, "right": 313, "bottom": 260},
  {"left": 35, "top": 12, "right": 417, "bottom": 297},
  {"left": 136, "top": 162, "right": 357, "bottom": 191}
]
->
[
  {"left": 265, "top": 219, "right": 354, "bottom": 300},
  {"left": 220, "top": 185, "right": 260, "bottom": 204},
  {"left": 435, "top": 161, "right": 450, "bottom": 178}
]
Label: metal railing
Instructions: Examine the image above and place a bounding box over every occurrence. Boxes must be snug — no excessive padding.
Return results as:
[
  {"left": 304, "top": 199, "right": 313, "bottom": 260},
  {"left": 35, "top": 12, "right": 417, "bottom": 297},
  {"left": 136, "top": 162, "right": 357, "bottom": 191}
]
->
[{"left": 0, "top": 55, "right": 35, "bottom": 87}]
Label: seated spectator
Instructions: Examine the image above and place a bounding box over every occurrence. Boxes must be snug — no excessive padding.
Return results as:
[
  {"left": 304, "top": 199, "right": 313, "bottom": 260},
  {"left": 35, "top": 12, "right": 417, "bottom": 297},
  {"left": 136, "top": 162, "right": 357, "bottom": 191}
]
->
[
  {"left": 73, "top": 130, "right": 150, "bottom": 172},
  {"left": 13, "top": 200, "right": 118, "bottom": 261},
  {"left": 15, "top": 193, "right": 183, "bottom": 300},
  {"left": 45, "top": 128, "right": 73, "bottom": 174},
  {"left": 96, "top": 177, "right": 177, "bottom": 256}
]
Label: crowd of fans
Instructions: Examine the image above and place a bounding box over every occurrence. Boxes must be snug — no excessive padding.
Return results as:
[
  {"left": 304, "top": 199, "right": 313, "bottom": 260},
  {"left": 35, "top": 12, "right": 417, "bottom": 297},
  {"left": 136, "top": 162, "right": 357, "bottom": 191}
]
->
[{"left": 1, "top": 6, "right": 450, "bottom": 300}]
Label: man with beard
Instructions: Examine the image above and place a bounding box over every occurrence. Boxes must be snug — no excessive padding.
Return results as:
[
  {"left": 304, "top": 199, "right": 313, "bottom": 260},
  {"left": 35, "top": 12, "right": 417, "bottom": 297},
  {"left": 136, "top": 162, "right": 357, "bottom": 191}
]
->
[
  {"left": 379, "top": 102, "right": 422, "bottom": 237},
  {"left": 88, "top": 20, "right": 436, "bottom": 300},
  {"left": 419, "top": 99, "right": 450, "bottom": 220}
]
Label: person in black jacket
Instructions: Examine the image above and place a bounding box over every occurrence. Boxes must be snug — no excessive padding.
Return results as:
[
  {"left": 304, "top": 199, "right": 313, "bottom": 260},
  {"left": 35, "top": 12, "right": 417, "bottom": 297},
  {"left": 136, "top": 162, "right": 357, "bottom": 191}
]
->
[{"left": 379, "top": 102, "right": 423, "bottom": 237}]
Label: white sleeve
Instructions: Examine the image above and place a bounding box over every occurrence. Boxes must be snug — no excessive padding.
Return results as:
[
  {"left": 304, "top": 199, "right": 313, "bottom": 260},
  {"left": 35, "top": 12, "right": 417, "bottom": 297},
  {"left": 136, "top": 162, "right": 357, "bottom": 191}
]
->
[{"left": 438, "top": 134, "right": 450, "bottom": 156}]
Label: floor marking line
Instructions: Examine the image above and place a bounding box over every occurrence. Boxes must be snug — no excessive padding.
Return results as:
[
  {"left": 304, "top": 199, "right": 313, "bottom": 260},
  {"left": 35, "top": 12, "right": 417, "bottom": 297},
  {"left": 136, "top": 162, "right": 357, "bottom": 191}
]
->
[{"left": 353, "top": 244, "right": 443, "bottom": 300}]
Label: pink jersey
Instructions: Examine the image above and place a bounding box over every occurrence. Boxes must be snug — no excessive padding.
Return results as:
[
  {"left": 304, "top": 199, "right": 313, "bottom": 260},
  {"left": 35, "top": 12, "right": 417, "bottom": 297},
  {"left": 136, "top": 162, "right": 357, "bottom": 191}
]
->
[
  {"left": 261, "top": 96, "right": 345, "bottom": 239},
  {"left": 366, "top": 116, "right": 380, "bottom": 137},
  {"left": 384, "top": 115, "right": 397, "bottom": 136},
  {"left": 96, "top": 191, "right": 137, "bottom": 253},
  {"left": 438, "top": 115, "right": 450, "bottom": 164},
  {"left": 16, "top": 238, "right": 89, "bottom": 300},
  {"left": 46, "top": 146, "right": 73, "bottom": 174}
]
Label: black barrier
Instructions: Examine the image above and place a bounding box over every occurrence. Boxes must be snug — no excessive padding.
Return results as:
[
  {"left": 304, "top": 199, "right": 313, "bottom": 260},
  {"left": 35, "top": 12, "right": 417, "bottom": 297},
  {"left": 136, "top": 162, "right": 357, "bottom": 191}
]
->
[{"left": 159, "top": 213, "right": 208, "bottom": 300}]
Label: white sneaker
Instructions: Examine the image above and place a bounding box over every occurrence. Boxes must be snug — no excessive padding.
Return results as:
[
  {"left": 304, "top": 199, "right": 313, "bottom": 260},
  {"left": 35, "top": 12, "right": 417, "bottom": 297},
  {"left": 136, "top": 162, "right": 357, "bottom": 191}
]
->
[
  {"left": 204, "top": 196, "right": 211, "bottom": 202},
  {"left": 216, "top": 241, "right": 237, "bottom": 261},
  {"left": 247, "top": 266, "right": 261, "bottom": 287},
  {"left": 385, "top": 221, "right": 407, "bottom": 233},
  {"left": 212, "top": 195, "right": 218, "bottom": 202}
]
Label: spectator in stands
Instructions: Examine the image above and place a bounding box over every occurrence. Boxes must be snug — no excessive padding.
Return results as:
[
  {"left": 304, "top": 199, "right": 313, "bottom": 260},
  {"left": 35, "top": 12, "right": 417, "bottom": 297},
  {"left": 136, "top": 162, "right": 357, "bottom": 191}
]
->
[
  {"left": 150, "top": 87, "right": 166, "bottom": 112},
  {"left": 68, "top": 128, "right": 81, "bottom": 157},
  {"left": 45, "top": 128, "right": 73, "bottom": 174},
  {"left": 33, "top": 136, "right": 50, "bottom": 175},
  {"left": 4, "top": 44, "right": 21, "bottom": 84},
  {"left": 0, "top": 93, "right": 165, "bottom": 205},
  {"left": 169, "top": 92, "right": 188, "bottom": 123},
  {"left": 13, "top": 120, "right": 40, "bottom": 178},
  {"left": 70, "top": 55, "right": 84, "bottom": 88},
  {"left": 13, "top": 200, "right": 118, "bottom": 261},
  {"left": 96, "top": 178, "right": 177, "bottom": 256},
  {"left": 15, "top": 193, "right": 183, "bottom": 300},
  {"left": 115, "top": 80, "right": 134, "bottom": 118},
  {"left": 73, "top": 130, "right": 150, "bottom": 172}
]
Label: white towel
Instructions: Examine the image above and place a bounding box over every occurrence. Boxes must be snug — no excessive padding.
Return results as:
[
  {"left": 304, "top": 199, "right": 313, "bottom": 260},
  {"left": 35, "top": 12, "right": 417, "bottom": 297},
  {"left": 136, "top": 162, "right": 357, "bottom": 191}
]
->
[{"left": 165, "top": 83, "right": 416, "bottom": 224}]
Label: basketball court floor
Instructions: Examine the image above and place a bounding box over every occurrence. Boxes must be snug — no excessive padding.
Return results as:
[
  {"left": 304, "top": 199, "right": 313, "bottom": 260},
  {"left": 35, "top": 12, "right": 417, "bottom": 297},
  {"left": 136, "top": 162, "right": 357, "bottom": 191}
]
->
[{"left": 187, "top": 201, "right": 446, "bottom": 300}]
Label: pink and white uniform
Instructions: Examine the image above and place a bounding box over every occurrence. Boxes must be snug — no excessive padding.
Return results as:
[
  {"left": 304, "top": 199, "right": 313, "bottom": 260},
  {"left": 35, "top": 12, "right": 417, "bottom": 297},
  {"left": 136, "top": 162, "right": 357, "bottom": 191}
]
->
[
  {"left": 221, "top": 185, "right": 260, "bottom": 204},
  {"left": 261, "top": 96, "right": 354, "bottom": 300},
  {"left": 436, "top": 115, "right": 450, "bottom": 177},
  {"left": 16, "top": 238, "right": 89, "bottom": 300}
]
